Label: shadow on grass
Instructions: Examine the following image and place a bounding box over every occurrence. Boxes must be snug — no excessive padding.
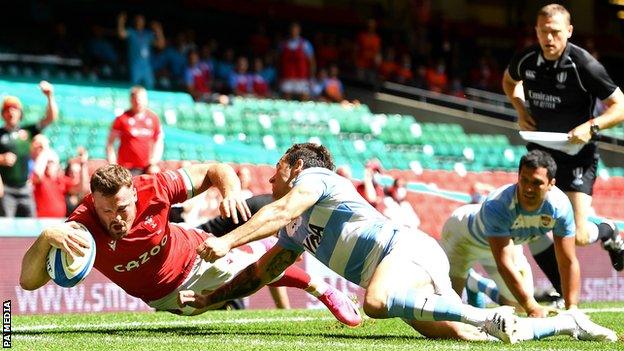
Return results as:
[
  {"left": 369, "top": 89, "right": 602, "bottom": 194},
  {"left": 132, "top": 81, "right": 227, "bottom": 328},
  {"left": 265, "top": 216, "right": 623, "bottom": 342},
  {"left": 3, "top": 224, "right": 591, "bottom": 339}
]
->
[{"left": 16, "top": 324, "right": 419, "bottom": 342}]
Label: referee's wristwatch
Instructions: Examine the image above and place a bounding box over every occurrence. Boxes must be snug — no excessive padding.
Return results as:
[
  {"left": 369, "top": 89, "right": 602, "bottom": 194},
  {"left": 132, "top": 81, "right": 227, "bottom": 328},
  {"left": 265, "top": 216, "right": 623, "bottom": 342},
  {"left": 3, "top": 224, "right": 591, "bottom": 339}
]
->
[{"left": 589, "top": 119, "right": 601, "bottom": 141}]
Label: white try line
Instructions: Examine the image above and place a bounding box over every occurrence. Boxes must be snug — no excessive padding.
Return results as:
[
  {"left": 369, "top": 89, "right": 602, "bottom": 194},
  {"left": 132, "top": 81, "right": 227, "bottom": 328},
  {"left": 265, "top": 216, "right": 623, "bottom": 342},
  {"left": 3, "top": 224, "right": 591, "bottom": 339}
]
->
[{"left": 13, "top": 306, "right": 624, "bottom": 334}]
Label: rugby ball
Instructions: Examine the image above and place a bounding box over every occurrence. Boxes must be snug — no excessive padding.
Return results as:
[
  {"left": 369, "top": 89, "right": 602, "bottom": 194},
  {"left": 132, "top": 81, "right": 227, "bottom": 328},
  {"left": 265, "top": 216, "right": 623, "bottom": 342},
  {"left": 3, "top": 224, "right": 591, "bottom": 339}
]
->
[{"left": 46, "top": 223, "right": 96, "bottom": 288}]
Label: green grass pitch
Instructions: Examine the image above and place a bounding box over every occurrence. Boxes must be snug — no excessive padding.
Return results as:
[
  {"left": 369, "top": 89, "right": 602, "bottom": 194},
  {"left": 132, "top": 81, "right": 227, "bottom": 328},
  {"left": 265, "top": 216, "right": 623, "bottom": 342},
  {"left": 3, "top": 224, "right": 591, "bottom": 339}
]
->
[{"left": 11, "top": 301, "right": 624, "bottom": 351}]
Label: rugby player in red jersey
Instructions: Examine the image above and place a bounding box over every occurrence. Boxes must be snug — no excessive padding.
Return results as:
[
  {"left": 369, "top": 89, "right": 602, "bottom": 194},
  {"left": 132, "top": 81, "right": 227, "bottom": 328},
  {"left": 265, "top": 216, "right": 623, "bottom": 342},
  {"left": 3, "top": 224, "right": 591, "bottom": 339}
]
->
[{"left": 19, "top": 163, "right": 361, "bottom": 324}]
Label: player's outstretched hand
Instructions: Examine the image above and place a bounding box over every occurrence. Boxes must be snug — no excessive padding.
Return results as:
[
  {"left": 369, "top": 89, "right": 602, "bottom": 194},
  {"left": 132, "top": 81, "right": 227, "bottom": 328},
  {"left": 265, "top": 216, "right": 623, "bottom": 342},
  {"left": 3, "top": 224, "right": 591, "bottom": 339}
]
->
[
  {"left": 178, "top": 290, "right": 208, "bottom": 309},
  {"left": 527, "top": 304, "right": 558, "bottom": 318},
  {"left": 219, "top": 192, "right": 251, "bottom": 224},
  {"left": 43, "top": 221, "right": 91, "bottom": 260},
  {"left": 197, "top": 236, "right": 230, "bottom": 262}
]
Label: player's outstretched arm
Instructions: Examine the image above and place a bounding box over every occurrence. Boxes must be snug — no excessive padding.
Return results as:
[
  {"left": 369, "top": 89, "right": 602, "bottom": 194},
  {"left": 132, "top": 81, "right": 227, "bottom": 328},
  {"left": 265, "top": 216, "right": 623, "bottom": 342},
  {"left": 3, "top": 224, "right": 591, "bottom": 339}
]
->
[
  {"left": 183, "top": 162, "right": 251, "bottom": 224},
  {"left": 553, "top": 235, "right": 580, "bottom": 309},
  {"left": 197, "top": 184, "right": 319, "bottom": 262},
  {"left": 488, "top": 236, "right": 553, "bottom": 317},
  {"left": 179, "top": 246, "right": 299, "bottom": 309},
  {"left": 19, "top": 222, "right": 90, "bottom": 290}
]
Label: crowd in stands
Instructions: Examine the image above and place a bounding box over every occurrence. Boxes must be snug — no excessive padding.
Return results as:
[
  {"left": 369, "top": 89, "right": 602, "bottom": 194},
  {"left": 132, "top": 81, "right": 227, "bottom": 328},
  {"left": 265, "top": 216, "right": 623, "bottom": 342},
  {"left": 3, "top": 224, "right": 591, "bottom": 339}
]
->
[{"left": 8, "top": 8, "right": 596, "bottom": 101}]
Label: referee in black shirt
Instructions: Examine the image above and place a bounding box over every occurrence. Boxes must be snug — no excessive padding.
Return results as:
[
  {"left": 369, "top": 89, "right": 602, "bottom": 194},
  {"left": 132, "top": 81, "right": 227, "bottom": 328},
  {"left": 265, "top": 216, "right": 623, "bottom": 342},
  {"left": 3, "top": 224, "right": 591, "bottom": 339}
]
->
[{"left": 502, "top": 4, "right": 624, "bottom": 298}]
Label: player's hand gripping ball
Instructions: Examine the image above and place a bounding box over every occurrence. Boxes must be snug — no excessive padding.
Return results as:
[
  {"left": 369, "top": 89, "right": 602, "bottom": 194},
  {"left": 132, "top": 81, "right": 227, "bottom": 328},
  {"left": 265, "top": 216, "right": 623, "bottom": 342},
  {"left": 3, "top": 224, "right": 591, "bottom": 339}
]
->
[{"left": 46, "top": 223, "right": 96, "bottom": 287}]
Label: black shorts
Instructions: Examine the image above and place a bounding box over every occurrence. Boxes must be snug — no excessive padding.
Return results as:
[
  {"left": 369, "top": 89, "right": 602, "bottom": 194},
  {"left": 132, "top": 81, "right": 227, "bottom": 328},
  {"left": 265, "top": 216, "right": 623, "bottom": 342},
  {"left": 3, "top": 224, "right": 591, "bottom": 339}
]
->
[{"left": 526, "top": 143, "right": 598, "bottom": 195}]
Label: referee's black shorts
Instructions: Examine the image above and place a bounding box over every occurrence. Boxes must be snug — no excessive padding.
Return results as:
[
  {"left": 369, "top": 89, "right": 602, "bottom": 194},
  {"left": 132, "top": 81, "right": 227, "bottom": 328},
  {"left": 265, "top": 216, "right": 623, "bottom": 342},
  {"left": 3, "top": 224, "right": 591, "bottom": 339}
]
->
[{"left": 526, "top": 143, "right": 598, "bottom": 196}]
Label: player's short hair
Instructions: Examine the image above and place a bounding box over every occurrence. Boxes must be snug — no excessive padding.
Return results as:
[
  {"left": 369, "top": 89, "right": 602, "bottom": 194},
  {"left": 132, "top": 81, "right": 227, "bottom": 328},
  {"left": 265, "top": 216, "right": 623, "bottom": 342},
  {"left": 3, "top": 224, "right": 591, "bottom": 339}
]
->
[
  {"left": 538, "top": 4, "right": 571, "bottom": 25},
  {"left": 283, "top": 143, "right": 335, "bottom": 171},
  {"left": 519, "top": 150, "right": 557, "bottom": 180},
  {"left": 130, "top": 85, "right": 146, "bottom": 96},
  {"left": 90, "top": 164, "right": 133, "bottom": 196}
]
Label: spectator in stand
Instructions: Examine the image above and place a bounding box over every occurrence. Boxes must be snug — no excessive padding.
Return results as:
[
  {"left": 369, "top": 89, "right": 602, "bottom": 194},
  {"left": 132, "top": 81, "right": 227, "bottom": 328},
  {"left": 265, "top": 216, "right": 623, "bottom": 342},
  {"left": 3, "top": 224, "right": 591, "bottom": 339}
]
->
[
  {"left": 355, "top": 19, "right": 382, "bottom": 83},
  {"left": 425, "top": 59, "right": 449, "bottom": 93},
  {"left": 383, "top": 177, "right": 420, "bottom": 229},
  {"left": 318, "top": 64, "right": 344, "bottom": 103},
  {"left": 31, "top": 146, "right": 67, "bottom": 218},
  {"left": 117, "top": 12, "right": 165, "bottom": 89},
  {"left": 153, "top": 32, "right": 190, "bottom": 88},
  {"left": 106, "top": 86, "right": 163, "bottom": 176},
  {"left": 214, "top": 48, "right": 236, "bottom": 93},
  {"left": 279, "top": 22, "right": 315, "bottom": 100},
  {"left": 449, "top": 77, "right": 466, "bottom": 98},
  {"left": 31, "top": 143, "right": 88, "bottom": 219},
  {"left": 378, "top": 47, "right": 398, "bottom": 82},
  {"left": 64, "top": 147, "right": 89, "bottom": 215},
  {"left": 87, "top": 25, "right": 119, "bottom": 78},
  {"left": 185, "top": 49, "right": 213, "bottom": 102},
  {"left": 315, "top": 33, "right": 339, "bottom": 71},
  {"left": 356, "top": 159, "right": 385, "bottom": 212},
  {"left": 395, "top": 53, "right": 414, "bottom": 84},
  {"left": 50, "top": 22, "right": 74, "bottom": 58},
  {"left": 249, "top": 23, "right": 272, "bottom": 58},
  {"left": 251, "top": 58, "right": 271, "bottom": 98},
  {"left": 0, "top": 81, "right": 58, "bottom": 217},
  {"left": 412, "top": 64, "right": 429, "bottom": 89},
  {"left": 260, "top": 51, "right": 278, "bottom": 88},
  {"left": 469, "top": 55, "right": 500, "bottom": 92},
  {"left": 229, "top": 57, "right": 253, "bottom": 96}
]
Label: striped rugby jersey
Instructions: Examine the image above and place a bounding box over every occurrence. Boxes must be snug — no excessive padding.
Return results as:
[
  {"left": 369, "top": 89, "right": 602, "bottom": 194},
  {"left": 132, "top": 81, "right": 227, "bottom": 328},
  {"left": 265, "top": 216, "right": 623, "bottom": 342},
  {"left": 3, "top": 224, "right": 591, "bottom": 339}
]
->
[
  {"left": 467, "top": 183, "right": 575, "bottom": 246},
  {"left": 277, "top": 167, "right": 398, "bottom": 288}
]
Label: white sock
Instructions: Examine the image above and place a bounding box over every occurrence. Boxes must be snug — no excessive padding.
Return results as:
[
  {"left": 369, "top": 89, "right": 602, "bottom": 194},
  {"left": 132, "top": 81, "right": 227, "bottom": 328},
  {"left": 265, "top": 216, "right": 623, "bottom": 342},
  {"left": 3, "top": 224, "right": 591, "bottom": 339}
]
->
[{"left": 587, "top": 222, "right": 600, "bottom": 244}]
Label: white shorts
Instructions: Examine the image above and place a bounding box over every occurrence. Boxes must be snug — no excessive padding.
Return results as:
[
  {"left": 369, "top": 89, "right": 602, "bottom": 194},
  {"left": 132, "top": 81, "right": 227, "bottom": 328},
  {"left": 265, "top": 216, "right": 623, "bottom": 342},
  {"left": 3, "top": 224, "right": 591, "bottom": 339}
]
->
[
  {"left": 440, "top": 204, "right": 534, "bottom": 302},
  {"left": 148, "top": 237, "right": 276, "bottom": 315},
  {"left": 384, "top": 228, "right": 456, "bottom": 297},
  {"left": 280, "top": 79, "right": 311, "bottom": 95}
]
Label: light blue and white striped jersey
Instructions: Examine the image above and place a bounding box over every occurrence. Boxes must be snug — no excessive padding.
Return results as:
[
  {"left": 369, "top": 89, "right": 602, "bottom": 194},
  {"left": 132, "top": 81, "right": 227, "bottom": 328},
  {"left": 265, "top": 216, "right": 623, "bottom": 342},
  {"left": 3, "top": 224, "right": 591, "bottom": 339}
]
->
[
  {"left": 277, "top": 167, "right": 398, "bottom": 288},
  {"left": 468, "top": 183, "right": 575, "bottom": 246}
]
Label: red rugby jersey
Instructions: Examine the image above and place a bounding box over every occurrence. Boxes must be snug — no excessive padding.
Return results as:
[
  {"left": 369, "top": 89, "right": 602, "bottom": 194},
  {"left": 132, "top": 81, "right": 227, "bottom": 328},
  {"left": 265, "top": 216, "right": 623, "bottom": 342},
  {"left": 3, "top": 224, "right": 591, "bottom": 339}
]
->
[
  {"left": 110, "top": 109, "right": 162, "bottom": 169},
  {"left": 68, "top": 170, "right": 207, "bottom": 301}
]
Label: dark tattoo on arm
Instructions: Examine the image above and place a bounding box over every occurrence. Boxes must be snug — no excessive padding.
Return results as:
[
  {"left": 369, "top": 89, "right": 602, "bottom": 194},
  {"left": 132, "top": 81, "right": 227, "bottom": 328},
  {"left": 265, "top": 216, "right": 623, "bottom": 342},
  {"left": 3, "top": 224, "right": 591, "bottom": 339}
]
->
[{"left": 206, "top": 249, "right": 300, "bottom": 305}]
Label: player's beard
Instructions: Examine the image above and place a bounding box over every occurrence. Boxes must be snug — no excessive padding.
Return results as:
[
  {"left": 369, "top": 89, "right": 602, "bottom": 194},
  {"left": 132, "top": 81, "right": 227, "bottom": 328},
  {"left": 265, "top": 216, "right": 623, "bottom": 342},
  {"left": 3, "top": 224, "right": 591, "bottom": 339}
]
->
[{"left": 109, "top": 221, "right": 129, "bottom": 240}]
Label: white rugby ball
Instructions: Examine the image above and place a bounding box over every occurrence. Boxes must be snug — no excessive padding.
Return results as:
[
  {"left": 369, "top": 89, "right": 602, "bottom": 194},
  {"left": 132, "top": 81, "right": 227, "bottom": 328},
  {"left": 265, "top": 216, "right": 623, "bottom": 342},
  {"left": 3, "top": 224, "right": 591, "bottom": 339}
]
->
[{"left": 46, "top": 223, "right": 96, "bottom": 288}]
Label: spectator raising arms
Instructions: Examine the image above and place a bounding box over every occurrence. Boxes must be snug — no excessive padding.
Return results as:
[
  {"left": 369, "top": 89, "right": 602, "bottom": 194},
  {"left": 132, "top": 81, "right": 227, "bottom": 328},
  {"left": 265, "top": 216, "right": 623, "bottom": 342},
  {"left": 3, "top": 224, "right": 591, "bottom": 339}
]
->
[
  {"left": 117, "top": 12, "right": 165, "bottom": 89},
  {"left": 0, "top": 81, "right": 58, "bottom": 217}
]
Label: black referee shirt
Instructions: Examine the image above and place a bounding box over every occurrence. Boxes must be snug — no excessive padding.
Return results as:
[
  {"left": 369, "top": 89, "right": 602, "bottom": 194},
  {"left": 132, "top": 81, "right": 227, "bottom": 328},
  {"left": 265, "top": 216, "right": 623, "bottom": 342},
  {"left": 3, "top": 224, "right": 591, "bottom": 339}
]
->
[{"left": 508, "top": 43, "right": 618, "bottom": 135}]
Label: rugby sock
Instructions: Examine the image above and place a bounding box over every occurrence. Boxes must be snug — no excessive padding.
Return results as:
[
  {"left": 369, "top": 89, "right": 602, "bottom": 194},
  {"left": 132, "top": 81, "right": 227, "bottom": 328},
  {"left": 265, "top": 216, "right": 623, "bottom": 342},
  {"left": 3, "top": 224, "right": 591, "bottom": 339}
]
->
[
  {"left": 586, "top": 222, "right": 600, "bottom": 244},
  {"left": 466, "top": 269, "right": 500, "bottom": 304},
  {"left": 386, "top": 289, "right": 489, "bottom": 326},
  {"left": 515, "top": 314, "right": 576, "bottom": 340},
  {"left": 529, "top": 242, "right": 562, "bottom": 295},
  {"left": 597, "top": 222, "right": 615, "bottom": 242},
  {"left": 267, "top": 266, "right": 327, "bottom": 297}
]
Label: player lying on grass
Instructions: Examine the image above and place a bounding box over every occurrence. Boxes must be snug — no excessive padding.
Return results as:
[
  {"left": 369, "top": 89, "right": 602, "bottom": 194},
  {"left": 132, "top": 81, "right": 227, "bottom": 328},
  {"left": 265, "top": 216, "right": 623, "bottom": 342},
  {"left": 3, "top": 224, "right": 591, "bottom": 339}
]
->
[
  {"left": 19, "top": 163, "right": 361, "bottom": 325},
  {"left": 179, "top": 142, "right": 617, "bottom": 343}
]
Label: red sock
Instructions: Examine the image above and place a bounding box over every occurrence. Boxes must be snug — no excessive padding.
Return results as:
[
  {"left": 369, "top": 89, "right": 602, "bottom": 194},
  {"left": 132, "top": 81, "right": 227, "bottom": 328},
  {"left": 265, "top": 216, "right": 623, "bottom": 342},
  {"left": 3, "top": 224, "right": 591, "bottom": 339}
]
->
[{"left": 268, "top": 265, "right": 311, "bottom": 290}]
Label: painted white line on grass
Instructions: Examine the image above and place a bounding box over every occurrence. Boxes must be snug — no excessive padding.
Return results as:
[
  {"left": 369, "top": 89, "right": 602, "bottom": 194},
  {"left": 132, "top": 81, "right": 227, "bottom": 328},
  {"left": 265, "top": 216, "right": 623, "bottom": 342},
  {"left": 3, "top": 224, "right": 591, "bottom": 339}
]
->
[
  {"left": 581, "top": 307, "right": 624, "bottom": 314},
  {"left": 14, "top": 306, "right": 622, "bottom": 334},
  {"left": 13, "top": 316, "right": 334, "bottom": 333}
]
